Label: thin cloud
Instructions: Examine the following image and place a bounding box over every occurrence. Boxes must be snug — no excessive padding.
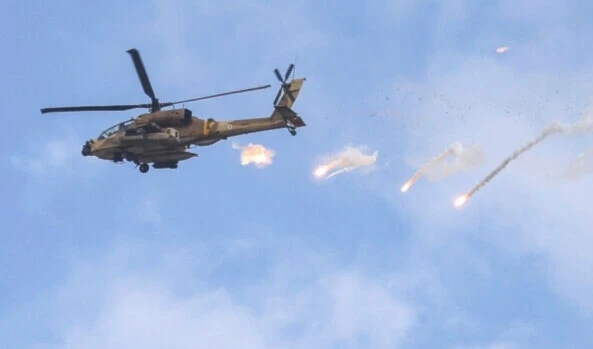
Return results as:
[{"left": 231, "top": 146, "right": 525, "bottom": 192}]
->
[{"left": 35, "top": 237, "right": 419, "bottom": 349}]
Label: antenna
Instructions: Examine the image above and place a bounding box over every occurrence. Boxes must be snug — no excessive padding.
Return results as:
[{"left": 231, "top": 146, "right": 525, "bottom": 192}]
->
[{"left": 293, "top": 54, "right": 298, "bottom": 80}]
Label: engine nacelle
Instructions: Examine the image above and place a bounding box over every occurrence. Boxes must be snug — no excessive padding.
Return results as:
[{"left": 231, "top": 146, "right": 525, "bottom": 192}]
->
[{"left": 136, "top": 108, "right": 192, "bottom": 127}]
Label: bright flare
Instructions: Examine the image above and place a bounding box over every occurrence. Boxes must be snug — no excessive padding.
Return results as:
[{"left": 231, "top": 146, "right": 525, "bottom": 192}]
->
[
  {"left": 496, "top": 46, "right": 510, "bottom": 54},
  {"left": 401, "top": 181, "right": 412, "bottom": 192},
  {"left": 454, "top": 194, "right": 468, "bottom": 208},
  {"left": 313, "top": 146, "right": 378, "bottom": 180},
  {"left": 232, "top": 142, "right": 275, "bottom": 168},
  {"left": 314, "top": 165, "right": 329, "bottom": 178}
]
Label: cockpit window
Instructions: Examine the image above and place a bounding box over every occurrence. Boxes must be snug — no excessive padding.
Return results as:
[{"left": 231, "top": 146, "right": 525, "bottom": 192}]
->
[{"left": 98, "top": 119, "right": 134, "bottom": 139}]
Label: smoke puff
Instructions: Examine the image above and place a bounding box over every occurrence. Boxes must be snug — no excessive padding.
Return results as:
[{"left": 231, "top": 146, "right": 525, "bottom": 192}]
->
[
  {"left": 314, "top": 145, "right": 378, "bottom": 180},
  {"left": 424, "top": 142, "right": 485, "bottom": 181},
  {"left": 232, "top": 142, "right": 275, "bottom": 168}
]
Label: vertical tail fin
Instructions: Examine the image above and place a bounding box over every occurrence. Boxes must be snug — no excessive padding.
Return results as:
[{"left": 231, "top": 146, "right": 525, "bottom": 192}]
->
[
  {"left": 270, "top": 78, "right": 306, "bottom": 136},
  {"left": 271, "top": 77, "right": 306, "bottom": 120},
  {"left": 275, "top": 78, "right": 305, "bottom": 109}
]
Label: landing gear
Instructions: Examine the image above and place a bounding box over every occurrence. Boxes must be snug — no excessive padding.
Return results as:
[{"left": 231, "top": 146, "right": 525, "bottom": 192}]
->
[
  {"left": 139, "top": 163, "right": 149, "bottom": 173},
  {"left": 289, "top": 128, "right": 296, "bottom": 136}
]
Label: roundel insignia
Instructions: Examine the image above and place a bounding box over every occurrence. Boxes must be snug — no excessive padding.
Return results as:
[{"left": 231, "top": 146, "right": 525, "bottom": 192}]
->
[{"left": 227, "top": 124, "right": 233, "bottom": 129}]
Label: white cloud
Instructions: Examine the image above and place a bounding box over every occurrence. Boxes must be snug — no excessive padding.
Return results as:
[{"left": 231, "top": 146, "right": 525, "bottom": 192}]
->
[
  {"left": 38, "top": 236, "right": 418, "bottom": 349},
  {"left": 9, "top": 126, "right": 105, "bottom": 178},
  {"left": 11, "top": 138, "right": 77, "bottom": 175},
  {"left": 135, "top": 196, "right": 162, "bottom": 226},
  {"left": 451, "top": 320, "right": 538, "bottom": 349},
  {"left": 453, "top": 343, "right": 517, "bottom": 349}
]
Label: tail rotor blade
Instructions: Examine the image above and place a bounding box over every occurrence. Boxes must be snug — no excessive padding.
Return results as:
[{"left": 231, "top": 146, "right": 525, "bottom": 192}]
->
[
  {"left": 284, "top": 64, "right": 294, "bottom": 81},
  {"left": 272, "top": 64, "right": 297, "bottom": 105},
  {"left": 274, "top": 69, "right": 284, "bottom": 83},
  {"left": 273, "top": 88, "right": 282, "bottom": 105}
]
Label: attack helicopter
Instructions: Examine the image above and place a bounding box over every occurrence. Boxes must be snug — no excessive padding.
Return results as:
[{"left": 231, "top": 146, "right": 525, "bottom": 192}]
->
[{"left": 40, "top": 48, "right": 306, "bottom": 173}]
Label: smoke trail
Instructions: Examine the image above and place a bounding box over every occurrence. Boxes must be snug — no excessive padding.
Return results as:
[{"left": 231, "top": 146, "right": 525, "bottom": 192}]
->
[
  {"left": 401, "top": 146, "right": 455, "bottom": 192},
  {"left": 313, "top": 146, "right": 378, "bottom": 180},
  {"left": 454, "top": 122, "right": 566, "bottom": 207},
  {"left": 568, "top": 111, "right": 593, "bottom": 134},
  {"left": 232, "top": 142, "right": 275, "bottom": 168},
  {"left": 401, "top": 142, "right": 484, "bottom": 192},
  {"left": 564, "top": 149, "right": 593, "bottom": 180},
  {"left": 426, "top": 142, "right": 485, "bottom": 180}
]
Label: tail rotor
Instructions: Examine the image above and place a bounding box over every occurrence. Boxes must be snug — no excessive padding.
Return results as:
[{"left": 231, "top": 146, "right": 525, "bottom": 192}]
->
[{"left": 273, "top": 64, "right": 295, "bottom": 106}]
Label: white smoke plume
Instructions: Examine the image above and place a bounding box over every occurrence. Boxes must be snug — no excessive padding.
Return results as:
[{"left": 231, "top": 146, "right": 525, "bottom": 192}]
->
[
  {"left": 313, "top": 145, "right": 378, "bottom": 180},
  {"left": 401, "top": 142, "right": 484, "bottom": 192},
  {"left": 454, "top": 121, "right": 567, "bottom": 207},
  {"left": 232, "top": 142, "right": 275, "bottom": 168},
  {"left": 564, "top": 149, "right": 593, "bottom": 180},
  {"left": 401, "top": 146, "right": 455, "bottom": 192}
]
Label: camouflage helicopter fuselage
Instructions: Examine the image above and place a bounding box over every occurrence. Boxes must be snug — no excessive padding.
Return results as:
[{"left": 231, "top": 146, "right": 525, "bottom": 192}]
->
[
  {"left": 83, "top": 78, "right": 306, "bottom": 173},
  {"left": 42, "top": 48, "right": 306, "bottom": 173}
]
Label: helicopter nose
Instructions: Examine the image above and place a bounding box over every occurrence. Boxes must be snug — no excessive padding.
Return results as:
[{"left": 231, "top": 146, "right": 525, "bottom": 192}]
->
[{"left": 81, "top": 141, "right": 92, "bottom": 156}]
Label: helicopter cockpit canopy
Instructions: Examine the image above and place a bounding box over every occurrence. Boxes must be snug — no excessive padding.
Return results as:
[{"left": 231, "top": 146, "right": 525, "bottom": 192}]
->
[{"left": 98, "top": 119, "right": 134, "bottom": 139}]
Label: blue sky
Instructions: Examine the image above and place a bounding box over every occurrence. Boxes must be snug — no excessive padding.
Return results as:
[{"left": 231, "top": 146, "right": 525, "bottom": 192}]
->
[{"left": 2, "top": 0, "right": 593, "bottom": 348}]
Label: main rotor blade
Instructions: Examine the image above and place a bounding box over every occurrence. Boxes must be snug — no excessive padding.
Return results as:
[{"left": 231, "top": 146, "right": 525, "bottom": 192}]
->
[
  {"left": 163, "top": 84, "right": 271, "bottom": 106},
  {"left": 40, "top": 104, "right": 150, "bottom": 114},
  {"left": 127, "top": 49, "right": 157, "bottom": 102}
]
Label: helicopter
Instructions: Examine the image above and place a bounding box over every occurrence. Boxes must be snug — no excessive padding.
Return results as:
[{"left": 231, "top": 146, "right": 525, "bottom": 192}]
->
[{"left": 40, "top": 48, "right": 306, "bottom": 173}]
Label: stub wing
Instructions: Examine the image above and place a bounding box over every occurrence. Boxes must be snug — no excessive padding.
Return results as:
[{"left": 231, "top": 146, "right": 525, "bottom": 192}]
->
[{"left": 135, "top": 150, "right": 198, "bottom": 164}]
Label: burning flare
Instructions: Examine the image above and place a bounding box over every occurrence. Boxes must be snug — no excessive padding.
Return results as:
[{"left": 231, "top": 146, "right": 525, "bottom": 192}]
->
[
  {"left": 454, "top": 194, "right": 468, "bottom": 207},
  {"left": 400, "top": 180, "right": 413, "bottom": 193},
  {"left": 401, "top": 142, "right": 484, "bottom": 192},
  {"left": 496, "top": 46, "right": 510, "bottom": 54},
  {"left": 232, "top": 142, "right": 275, "bottom": 168},
  {"left": 401, "top": 146, "right": 455, "bottom": 192},
  {"left": 453, "top": 122, "right": 567, "bottom": 207},
  {"left": 313, "top": 146, "right": 378, "bottom": 180}
]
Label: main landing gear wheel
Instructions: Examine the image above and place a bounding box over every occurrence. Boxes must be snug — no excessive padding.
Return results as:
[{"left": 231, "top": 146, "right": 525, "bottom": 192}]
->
[{"left": 139, "top": 163, "right": 149, "bottom": 173}]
